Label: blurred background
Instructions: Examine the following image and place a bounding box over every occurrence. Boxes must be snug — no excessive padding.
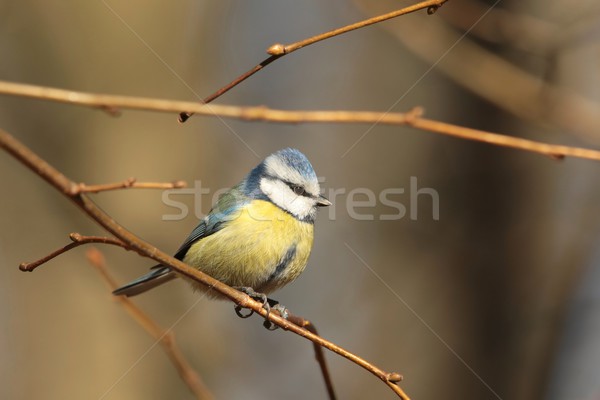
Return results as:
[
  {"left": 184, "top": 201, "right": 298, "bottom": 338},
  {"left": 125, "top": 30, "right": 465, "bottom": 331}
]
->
[{"left": 2, "top": 0, "right": 600, "bottom": 399}]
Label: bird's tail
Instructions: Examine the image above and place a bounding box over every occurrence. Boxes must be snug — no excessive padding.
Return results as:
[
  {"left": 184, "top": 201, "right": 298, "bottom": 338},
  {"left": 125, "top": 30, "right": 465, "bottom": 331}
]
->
[{"left": 112, "top": 266, "right": 176, "bottom": 297}]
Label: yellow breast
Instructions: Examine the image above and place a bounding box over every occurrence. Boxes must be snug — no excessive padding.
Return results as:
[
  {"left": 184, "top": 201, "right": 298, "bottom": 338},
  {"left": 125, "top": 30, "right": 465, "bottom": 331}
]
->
[{"left": 182, "top": 200, "right": 314, "bottom": 296}]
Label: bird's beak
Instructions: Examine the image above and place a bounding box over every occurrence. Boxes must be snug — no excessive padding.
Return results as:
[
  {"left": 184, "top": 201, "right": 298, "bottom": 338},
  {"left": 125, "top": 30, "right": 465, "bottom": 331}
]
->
[{"left": 316, "top": 195, "right": 332, "bottom": 207}]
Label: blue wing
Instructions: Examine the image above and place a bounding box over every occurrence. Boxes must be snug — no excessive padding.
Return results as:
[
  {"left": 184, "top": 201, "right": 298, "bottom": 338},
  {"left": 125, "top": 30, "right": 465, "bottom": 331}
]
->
[
  {"left": 174, "top": 186, "right": 248, "bottom": 260},
  {"left": 113, "top": 186, "right": 248, "bottom": 297}
]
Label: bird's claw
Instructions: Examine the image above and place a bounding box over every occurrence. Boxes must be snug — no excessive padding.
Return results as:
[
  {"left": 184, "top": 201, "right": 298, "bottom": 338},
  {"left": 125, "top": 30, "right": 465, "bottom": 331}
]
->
[
  {"left": 235, "top": 286, "right": 268, "bottom": 306},
  {"left": 263, "top": 303, "right": 289, "bottom": 330},
  {"left": 233, "top": 286, "right": 268, "bottom": 320},
  {"left": 233, "top": 287, "right": 289, "bottom": 330}
]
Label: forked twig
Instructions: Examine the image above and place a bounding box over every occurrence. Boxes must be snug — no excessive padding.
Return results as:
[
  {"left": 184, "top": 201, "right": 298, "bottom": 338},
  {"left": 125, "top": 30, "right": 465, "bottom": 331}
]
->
[{"left": 19, "top": 233, "right": 129, "bottom": 272}]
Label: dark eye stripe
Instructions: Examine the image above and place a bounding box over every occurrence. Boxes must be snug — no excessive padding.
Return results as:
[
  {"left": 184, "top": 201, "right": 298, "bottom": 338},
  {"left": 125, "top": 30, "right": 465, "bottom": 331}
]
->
[{"left": 286, "top": 182, "right": 307, "bottom": 197}]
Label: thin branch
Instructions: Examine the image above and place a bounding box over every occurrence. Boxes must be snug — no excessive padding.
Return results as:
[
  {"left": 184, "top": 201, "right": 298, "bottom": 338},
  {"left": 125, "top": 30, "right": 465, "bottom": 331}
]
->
[
  {"left": 178, "top": 55, "right": 281, "bottom": 122},
  {"left": 405, "top": 114, "right": 590, "bottom": 161},
  {"left": 0, "top": 129, "right": 409, "bottom": 399},
  {"left": 266, "top": 0, "right": 447, "bottom": 55},
  {"left": 86, "top": 247, "right": 213, "bottom": 400},
  {"left": 19, "top": 233, "right": 129, "bottom": 272},
  {"left": 178, "top": 0, "right": 449, "bottom": 122},
  {"left": 2, "top": 80, "right": 600, "bottom": 162},
  {"left": 71, "top": 177, "right": 186, "bottom": 194},
  {"left": 286, "top": 313, "right": 404, "bottom": 398}
]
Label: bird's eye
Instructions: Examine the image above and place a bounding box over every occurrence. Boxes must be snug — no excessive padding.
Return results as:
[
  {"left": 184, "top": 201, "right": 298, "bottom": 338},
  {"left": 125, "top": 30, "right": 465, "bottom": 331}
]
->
[{"left": 290, "top": 184, "right": 306, "bottom": 196}]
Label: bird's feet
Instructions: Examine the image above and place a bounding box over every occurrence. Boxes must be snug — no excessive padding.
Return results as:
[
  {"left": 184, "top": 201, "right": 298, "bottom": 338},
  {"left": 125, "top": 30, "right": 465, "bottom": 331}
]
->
[
  {"left": 234, "top": 286, "right": 268, "bottom": 314},
  {"left": 263, "top": 298, "right": 289, "bottom": 330},
  {"left": 233, "top": 287, "right": 288, "bottom": 330}
]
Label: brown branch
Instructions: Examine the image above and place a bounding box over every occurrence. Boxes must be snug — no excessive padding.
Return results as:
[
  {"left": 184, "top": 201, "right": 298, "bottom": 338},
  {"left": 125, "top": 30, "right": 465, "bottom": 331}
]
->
[
  {"left": 19, "top": 233, "right": 129, "bottom": 272},
  {"left": 405, "top": 116, "right": 587, "bottom": 161},
  {"left": 0, "top": 129, "right": 410, "bottom": 398},
  {"left": 178, "top": 0, "right": 449, "bottom": 122},
  {"left": 178, "top": 55, "right": 281, "bottom": 122},
  {"left": 86, "top": 248, "right": 213, "bottom": 400},
  {"left": 71, "top": 177, "right": 186, "bottom": 194},
  {"left": 266, "top": 0, "right": 447, "bottom": 55},
  {"left": 2, "top": 80, "right": 600, "bottom": 162}
]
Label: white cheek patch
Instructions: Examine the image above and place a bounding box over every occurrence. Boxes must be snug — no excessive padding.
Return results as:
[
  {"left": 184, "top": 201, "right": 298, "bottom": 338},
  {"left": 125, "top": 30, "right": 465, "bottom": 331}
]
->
[{"left": 260, "top": 178, "right": 316, "bottom": 220}]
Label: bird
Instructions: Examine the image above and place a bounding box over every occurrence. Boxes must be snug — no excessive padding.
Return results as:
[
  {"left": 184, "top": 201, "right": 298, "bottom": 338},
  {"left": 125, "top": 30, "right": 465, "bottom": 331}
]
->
[{"left": 113, "top": 148, "right": 331, "bottom": 313}]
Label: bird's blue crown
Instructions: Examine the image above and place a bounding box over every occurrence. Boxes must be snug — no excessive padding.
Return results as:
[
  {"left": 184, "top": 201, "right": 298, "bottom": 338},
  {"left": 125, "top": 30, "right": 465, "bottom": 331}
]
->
[{"left": 243, "top": 148, "right": 317, "bottom": 199}]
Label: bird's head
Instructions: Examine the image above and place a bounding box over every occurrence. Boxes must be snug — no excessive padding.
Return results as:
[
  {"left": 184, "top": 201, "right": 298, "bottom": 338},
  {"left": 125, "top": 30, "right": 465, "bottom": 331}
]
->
[{"left": 244, "top": 148, "right": 331, "bottom": 222}]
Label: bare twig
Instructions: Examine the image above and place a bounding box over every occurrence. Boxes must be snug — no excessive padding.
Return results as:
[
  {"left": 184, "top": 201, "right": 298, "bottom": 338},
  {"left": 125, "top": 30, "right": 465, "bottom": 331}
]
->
[
  {"left": 178, "top": 55, "right": 281, "bottom": 123},
  {"left": 19, "top": 233, "right": 129, "bottom": 272},
  {"left": 86, "top": 248, "right": 213, "bottom": 400},
  {"left": 266, "top": 0, "right": 448, "bottom": 55},
  {"left": 71, "top": 177, "right": 186, "bottom": 194},
  {"left": 1, "top": 80, "right": 600, "bottom": 162},
  {"left": 178, "top": 0, "right": 449, "bottom": 122},
  {"left": 0, "top": 129, "right": 410, "bottom": 399},
  {"left": 405, "top": 116, "right": 586, "bottom": 161}
]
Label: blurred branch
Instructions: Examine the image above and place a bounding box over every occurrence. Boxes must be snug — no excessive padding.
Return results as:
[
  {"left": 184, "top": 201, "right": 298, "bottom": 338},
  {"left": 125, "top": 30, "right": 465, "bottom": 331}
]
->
[
  {"left": 287, "top": 313, "right": 402, "bottom": 399},
  {"left": 86, "top": 247, "right": 213, "bottom": 400},
  {"left": 0, "top": 128, "right": 410, "bottom": 399},
  {"left": 440, "top": 0, "right": 558, "bottom": 53},
  {"left": 356, "top": 1, "right": 600, "bottom": 143},
  {"left": 2, "top": 80, "right": 600, "bottom": 161},
  {"left": 286, "top": 314, "right": 344, "bottom": 400},
  {"left": 19, "top": 233, "right": 129, "bottom": 272},
  {"left": 178, "top": 0, "right": 449, "bottom": 122},
  {"left": 72, "top": 177, "right": 186, "bottom": 194}
]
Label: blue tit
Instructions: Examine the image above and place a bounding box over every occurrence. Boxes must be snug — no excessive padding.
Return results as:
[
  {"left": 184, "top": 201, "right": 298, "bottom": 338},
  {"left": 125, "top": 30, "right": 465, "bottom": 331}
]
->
[{"left": 113, "top": 148, "right": 331, "bottom": 300}]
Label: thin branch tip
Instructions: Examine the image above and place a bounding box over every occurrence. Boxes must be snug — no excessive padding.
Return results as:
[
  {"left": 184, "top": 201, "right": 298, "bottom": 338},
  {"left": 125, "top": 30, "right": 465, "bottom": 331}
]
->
[
  {"left": 17, "top": 232, "right": 129, "bottom": 273},
  {"left": 69, "top": 232, "right": 83, "bottom": 242},
  {"left": 267, "top": 43, "right": 286, "bottom": 55},
  {"left": 19, "top": 262, "right": 32, "bottom": 272},
  {"left": 387, "top": 372, "right": 404, "bottom": 383}
]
